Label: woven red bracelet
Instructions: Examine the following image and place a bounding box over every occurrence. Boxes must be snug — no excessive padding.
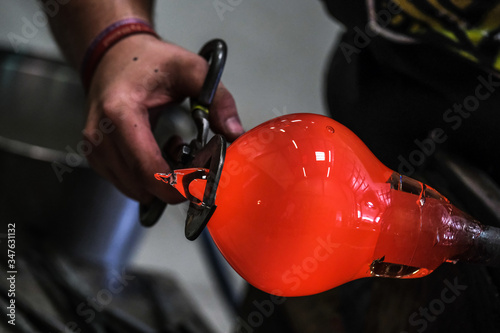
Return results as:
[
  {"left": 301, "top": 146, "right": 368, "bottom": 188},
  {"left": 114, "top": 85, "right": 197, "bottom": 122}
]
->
[{"left": 80, "top": 18, "right": 159, "bottom": 92}]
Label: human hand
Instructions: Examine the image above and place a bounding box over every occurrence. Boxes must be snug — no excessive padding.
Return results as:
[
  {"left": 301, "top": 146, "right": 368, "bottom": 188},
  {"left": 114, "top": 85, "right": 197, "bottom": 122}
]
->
[{"left": 83, "top": 34, "right": 244, "bottom": 204}]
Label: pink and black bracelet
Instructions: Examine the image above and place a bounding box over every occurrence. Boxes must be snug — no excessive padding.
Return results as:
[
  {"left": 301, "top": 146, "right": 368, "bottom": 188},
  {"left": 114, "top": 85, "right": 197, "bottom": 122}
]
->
[{"left": 80, "top": 18, "right": 159, "bottom": 92}]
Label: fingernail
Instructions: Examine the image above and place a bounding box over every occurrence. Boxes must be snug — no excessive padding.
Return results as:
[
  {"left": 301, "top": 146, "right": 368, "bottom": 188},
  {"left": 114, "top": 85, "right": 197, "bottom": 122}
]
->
[{"left": 225, "top": 116, "right": 245, "bottom": 135}]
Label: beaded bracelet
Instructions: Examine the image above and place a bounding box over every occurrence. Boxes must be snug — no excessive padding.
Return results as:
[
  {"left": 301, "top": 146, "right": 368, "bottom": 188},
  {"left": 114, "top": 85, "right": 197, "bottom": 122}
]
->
[{"left": 80, "top": 18, "right": 159, "bottom": 92}]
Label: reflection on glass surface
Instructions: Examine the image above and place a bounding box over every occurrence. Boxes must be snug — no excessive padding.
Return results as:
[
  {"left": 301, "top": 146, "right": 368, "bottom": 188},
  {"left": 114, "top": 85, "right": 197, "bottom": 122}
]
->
[{"left": 158, "top": 114, "right": 488, "bottom": 296}]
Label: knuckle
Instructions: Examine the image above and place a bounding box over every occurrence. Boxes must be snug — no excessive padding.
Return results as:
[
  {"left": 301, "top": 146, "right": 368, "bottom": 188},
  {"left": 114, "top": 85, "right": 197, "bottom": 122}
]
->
[
  {"left": 178, "top": 55, "right": 208, "bottom": 81},
  {"left": 81, "top": 126, "right": 98, "bottom": 141},
  {"left": 99, "top": 92, "right": 134, "bottom": 120}
]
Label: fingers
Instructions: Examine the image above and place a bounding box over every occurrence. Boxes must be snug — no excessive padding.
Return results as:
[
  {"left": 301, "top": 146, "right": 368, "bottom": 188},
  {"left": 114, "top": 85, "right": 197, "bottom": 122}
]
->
[
  {"left": 109, "top": 106, "right": 186, "bottom": 204},
  {"left": 174, "top": 52, "right": 245, "bottom": 142},
  {"left": 86, "top": 139, "right": 152, "bottom": 202},
  {"left": 84, "top": 103, "right": 186, "bottom": 205}
]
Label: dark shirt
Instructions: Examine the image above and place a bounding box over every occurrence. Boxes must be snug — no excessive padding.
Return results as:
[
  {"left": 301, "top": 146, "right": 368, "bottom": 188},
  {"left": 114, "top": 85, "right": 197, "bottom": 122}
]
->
[
  {"left": 322, "top": 0, "right": 500, "bottom": 182},
  {"left": 323, "top": 0, "right": 500, "bottom": 75}
]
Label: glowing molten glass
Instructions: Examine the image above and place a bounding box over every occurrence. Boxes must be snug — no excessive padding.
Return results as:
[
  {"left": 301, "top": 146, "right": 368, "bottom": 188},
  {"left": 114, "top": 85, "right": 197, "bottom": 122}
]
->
[{"left": 157, "top": 113, "right": 487, "bottom": 297}]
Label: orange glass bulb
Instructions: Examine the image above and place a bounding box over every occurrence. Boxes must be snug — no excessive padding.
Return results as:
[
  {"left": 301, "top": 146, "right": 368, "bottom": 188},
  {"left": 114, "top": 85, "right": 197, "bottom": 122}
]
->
[{"left": 159, "top": 113, "right": 487, "bottom": 296}]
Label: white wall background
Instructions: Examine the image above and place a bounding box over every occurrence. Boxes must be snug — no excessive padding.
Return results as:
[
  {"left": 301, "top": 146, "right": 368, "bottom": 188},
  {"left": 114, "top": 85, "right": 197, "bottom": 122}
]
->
[{"left": 0, "top": 1, "right": 342, "bottom": 332}]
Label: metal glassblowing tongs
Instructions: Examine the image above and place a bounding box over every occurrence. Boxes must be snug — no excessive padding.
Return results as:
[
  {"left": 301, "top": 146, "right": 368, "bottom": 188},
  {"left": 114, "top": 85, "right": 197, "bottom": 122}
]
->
[{"left": 140, "top": 39, "right": 227, "bottom": 241}]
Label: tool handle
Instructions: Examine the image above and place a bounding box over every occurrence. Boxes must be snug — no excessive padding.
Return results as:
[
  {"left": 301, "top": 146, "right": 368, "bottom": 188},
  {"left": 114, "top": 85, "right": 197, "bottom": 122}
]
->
[
  {"left": 191, "top": 39, "right": 227, "bottom": 147},
  {"left": 194, "top": 39, "right": 227, "bottom": 107},
  {"left": 140, "top": 39, "right": 227, "bottom": 227}
]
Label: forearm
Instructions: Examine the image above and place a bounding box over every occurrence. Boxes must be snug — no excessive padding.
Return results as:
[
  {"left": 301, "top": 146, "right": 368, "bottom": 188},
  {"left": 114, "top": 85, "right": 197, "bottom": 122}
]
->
[{"left": 41, "top": 0, "right": 154, "bottom": 69}]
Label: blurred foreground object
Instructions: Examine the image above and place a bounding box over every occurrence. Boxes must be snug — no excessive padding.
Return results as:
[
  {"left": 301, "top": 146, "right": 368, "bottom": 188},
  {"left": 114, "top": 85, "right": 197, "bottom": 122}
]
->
[
  {"left": 0, "top": 49, "right": 213, "bottom": 332},
  {"left": 0, "top": 48, "right": 141, "bottom": 267}
]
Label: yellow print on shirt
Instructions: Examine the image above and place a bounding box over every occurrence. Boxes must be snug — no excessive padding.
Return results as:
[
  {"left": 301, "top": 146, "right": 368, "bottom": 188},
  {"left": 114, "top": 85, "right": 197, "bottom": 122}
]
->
[{"left": 368, "top": 0, "right": 500, "bottom": 72}]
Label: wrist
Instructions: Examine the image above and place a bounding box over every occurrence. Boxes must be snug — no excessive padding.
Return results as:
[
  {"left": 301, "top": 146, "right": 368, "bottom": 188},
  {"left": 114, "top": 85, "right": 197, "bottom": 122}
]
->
[{"left": 80, "top": 18, "right": 159, "bottom": 92}]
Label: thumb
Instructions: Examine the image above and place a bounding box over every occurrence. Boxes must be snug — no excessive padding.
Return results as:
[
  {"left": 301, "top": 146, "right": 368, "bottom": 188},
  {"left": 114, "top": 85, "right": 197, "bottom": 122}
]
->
[
  {"left": 208, "top": 82, "right": 245, "bottom": 142},
  {"left": 173, "top": 51, "right": 245, "bottom": 142}
]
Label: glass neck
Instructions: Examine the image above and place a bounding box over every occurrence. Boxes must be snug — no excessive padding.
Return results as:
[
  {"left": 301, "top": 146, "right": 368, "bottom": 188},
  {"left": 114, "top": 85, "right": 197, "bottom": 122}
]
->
[{"left": 370, "top": 172, "right": 500, "bottom": 279}]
